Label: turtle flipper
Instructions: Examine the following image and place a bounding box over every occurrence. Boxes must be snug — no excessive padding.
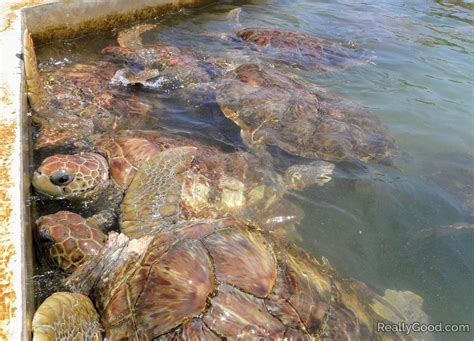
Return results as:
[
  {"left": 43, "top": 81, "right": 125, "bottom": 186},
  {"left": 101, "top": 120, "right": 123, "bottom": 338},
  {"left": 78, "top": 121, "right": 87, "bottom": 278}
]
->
[
  {"left": 23, "top": 29, "right": 50, "bottom": 112},
  {"left": 117, "top": 23, "right": 157, "bottom": 49},
  {"left": 111, "top": 67, "right": 162, "bottom": 88},
  {"left": 120, "top": 146, "right": 197, "bottom": 238},
  {"left": 284, "top": 160, "right": 335, "bottom": 191},
  {"left": 227, "top": 7, "right": 242, "bottom": 31},
  {"left": 32, "top": 292, "right": 102, "bottom": 341}
]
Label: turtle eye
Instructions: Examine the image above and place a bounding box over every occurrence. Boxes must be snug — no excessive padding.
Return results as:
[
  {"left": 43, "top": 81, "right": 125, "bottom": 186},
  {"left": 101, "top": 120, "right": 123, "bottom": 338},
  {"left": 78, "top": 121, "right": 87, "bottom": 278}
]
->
[{"left": 50, "top": 169, "right": 75, "bottom": 186}]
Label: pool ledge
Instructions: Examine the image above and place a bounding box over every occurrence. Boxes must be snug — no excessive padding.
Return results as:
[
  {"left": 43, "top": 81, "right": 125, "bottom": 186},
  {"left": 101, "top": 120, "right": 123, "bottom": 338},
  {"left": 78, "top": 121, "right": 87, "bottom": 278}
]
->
[{"left": 0, "top": 0, "right": 215, "bottom": 339}]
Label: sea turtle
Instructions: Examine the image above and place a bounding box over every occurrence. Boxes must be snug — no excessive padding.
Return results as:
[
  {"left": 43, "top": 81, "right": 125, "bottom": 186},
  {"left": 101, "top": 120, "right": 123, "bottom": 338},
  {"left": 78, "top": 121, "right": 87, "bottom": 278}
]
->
[
  {"left": 101, "top": 10, "right": 368, "bottom": 90},
  {"left": 421, "top": 152, "right": 474, "bottom": 219},
  {"left": 33, "top": 211, "right": 427, "bottom": 340},
  {"left": 23, "top": 30, "right": 151, "bottom": 149},
  {"left": 101, "top": 24, "right": 214, "bottom": 90},
  {"left": 236, "top": 27, "right": 369, "bottom": 70},
  {"left": 32, "top": 130, "right": 335, "bottom": 238},
  {"left": 216, "top": 64, "right": 397, "bottom": 165}
]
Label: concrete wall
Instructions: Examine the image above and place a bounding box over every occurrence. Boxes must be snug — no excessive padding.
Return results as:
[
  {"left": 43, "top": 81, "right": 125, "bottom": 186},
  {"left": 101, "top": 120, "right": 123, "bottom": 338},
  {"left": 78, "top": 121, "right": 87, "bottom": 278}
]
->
[{"left": 0, "top": 1, "right": 215, "bottom": 339}]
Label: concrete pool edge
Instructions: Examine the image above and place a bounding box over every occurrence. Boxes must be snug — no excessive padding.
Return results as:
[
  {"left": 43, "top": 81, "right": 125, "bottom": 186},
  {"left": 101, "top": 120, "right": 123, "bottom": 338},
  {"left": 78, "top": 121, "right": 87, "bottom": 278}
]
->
[{"left": 0, "top": 0, "right": 215, "bottom": 339}]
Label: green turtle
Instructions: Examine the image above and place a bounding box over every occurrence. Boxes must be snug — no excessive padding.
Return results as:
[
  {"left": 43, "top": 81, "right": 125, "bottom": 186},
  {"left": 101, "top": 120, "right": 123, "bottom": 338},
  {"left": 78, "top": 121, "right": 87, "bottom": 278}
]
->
[
  {"left": 236, "top": 27, "right": 369, "bottom": 71},
  {"left": 216, "top": 64, "right": 397, "bottom": 165},
  {"left": 101, "top": 23, "right": 214, "bottom": 90},
  {"left": 421, "top": 153, "right": 474, "bottom": 219},
  {"left": 32, "top": 130, "right": 335, "bottom": 238},
  {"left": 33, "top": 211, "right": 427, "bottom": 340},
  {"left": 103, "top": 9, "right": 369, "bottom": 91},
  {"left": 23, "top": 30, "right": 151, "bottom": 149}
]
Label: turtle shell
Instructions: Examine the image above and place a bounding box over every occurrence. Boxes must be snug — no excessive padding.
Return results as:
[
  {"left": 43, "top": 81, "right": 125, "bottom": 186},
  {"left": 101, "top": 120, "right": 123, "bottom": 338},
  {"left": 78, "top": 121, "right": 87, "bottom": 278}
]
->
[
  {"left": 33, "top": 61, "right": 151, "bottom": 149},
  {"left": 216, "top": 64, "right": 397, "bottom": 164},
  {"left": 95, "top": 130, "right": 294, "bottom": 238},
  {"left": 66, "top": 218, "right": 417, "bottom": 340},
  {"left": 237, "top": 28, "right": 369, "bottom": 70},
  {"left": 24, "top": 30, "right": 151, "bottom": 149},
  {"left": 102, "top": 44, "right": 212, "bottom": 88}
]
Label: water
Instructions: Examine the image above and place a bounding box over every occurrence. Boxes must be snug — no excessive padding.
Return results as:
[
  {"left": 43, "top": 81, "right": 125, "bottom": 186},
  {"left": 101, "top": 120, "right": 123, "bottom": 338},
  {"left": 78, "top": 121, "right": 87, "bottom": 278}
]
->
[{"left": 33, "top": 1, "right": 473, "bottom": 339}]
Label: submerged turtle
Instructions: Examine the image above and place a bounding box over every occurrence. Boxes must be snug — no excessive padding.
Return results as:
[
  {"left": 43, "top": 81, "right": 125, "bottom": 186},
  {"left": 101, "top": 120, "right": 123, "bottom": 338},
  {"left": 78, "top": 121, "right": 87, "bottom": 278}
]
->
[
  {"left": 32, "top": 130, "right": 335, "bottom": 238},
  {"left": 33, "top": 211, "right": 427, "bottom": 340},
  {"left": 216, "top": 64, "right": 397, "bottom": 164},
  {"left": 102, "top": 24, "right": 213, "bottom": 89},
  {"left": 422, "top": 153, "right": 474, "bottom": 219},
  {"left": 236, "top": 27, "right": 369, "bottom": 70},
  {"left": 23, "top": 30, "right": 151, "bottom": 149}
]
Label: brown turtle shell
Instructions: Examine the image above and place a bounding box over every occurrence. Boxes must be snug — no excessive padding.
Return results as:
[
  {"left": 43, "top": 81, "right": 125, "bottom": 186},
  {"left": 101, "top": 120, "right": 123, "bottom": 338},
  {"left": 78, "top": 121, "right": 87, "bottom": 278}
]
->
[
  {"left": 66, "top": 218, "right": 416, "bottom": 340},
  {"left": 94, "top": 130, "right": 302, "bottom": 238},
  {"left": 102, "top": 44, "right": 212, "bottom": 86},
  {"left": 33, "top": 62, "right": 151, "bottom": 149},
  {"left": 217, "top": 64, "right": 397, "bottom": 164},
  {"left": 24, "top": 31, "right": 150, "bottom": 149},
  {"left": 237, "top": 28, "right": 368, "bottom": 70}
]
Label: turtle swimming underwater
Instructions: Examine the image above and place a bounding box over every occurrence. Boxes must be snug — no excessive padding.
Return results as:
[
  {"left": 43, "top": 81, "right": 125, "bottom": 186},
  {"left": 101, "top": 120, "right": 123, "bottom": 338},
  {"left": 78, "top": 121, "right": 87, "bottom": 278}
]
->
[
  {"left": 102, "top": 10, "right": 368, "bottom": 90},
  {"left": 32, "top": 130, "right": 335, "bottom": 238},
  {"left": 236, "top": 27, "right": 369, "bottom": 70},
  {"left": 216, "top": 64, "right": 397, "bottom": 165},
  {"left": 422, "top": 152, "right": 474, "bottom": 219},
  {"left": 101, "top": 24, "right": 213, "bottom": 90},
  {"left": 23, "top": 30, "right": 151, "bottom": 149},
  {"left": 33, "top": 211, "right": 428, "bottom": 340}
]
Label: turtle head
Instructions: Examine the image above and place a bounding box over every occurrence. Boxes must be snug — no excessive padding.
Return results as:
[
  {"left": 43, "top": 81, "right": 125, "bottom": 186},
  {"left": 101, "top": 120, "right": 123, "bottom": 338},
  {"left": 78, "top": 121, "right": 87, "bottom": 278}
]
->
[
  {"left": 36, "top": 211, "right": 107, "bottom": 273},
  {"left": 32, "top": 153, "right": 109, "bottom": 200}
]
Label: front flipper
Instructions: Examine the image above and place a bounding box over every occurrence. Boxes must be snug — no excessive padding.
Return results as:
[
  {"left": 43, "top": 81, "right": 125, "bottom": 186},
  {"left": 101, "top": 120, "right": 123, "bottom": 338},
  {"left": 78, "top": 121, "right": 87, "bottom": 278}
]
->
[
  {"left": 23, "top": 29, "right": 51, "bottom": 112},
  {"left": 117, "top": 23, "right": 157, "bottom": 49},
  {"left": 120, "top": 147, "right": 197, "bottom": 238}
]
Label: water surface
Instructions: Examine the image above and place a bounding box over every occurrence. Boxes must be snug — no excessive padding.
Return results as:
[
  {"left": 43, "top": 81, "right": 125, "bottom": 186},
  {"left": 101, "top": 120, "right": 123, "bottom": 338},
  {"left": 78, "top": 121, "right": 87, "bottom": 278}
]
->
[{"left": 34, "top": 1, "right": 473, "bottom": 339}]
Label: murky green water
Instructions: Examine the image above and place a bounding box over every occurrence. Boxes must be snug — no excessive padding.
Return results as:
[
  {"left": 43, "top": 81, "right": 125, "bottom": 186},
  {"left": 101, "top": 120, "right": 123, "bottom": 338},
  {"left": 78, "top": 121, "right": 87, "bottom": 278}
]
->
[{"left": 34, "top": 0, "right": 473, "bottom": 339}]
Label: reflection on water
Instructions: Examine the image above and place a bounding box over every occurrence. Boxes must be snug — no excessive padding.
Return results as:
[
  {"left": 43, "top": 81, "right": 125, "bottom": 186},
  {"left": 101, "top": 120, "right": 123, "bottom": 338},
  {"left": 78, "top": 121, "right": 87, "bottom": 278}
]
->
[{"left": 34, "top": 0, "right": 473, "bottom": 339}]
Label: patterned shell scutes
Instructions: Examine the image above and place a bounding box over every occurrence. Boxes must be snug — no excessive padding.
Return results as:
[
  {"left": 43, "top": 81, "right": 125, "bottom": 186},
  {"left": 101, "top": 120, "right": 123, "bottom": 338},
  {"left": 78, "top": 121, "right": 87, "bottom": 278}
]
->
[
  {"left": 120, "top": 146, "right": 197, "bottom": 239},
  {"left": 32, "top": 292, "right": 102, "bottom": 340},
  {"left": 237, "top": 28, "right": 368, "bottom": 70},
  {"left": 36, "top": 211, "right": 106, "bottom": 273},
  {"left": 217, "top": 64, "right": 397, "bottom": 164},
  {"left": 95, "top": 133, "right": 161, "bottom": 188},
  {"left": 65, "top": 218, "right": 419, "bottom": 340}
]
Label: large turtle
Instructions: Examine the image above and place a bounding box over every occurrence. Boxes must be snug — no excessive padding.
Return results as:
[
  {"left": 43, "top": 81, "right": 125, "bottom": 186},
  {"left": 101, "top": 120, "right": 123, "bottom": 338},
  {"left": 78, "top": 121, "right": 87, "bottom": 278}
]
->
[
  {"left": 32, "top": 130, "right": 335, "bottom": 238},
  {"left": 101, "top": 24, "right": 214, "bottom": 90},
  {"left": 216, "top": 64, "right": 397, "bottom": 165},
  {"left": 33, "top": 211, "right": 428, "bottom": 340},
  {"left": 103, "top": 9, "right": 369, "bottom": 91},
  {"left": 421, "top": 152, "right": 474, "bottom": 219},
  {"left": 236, "top": 27, "right": 369, "bottom": 71},
  {"left": 23, "top": 30, "right": 151, "bottom": 149}
]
